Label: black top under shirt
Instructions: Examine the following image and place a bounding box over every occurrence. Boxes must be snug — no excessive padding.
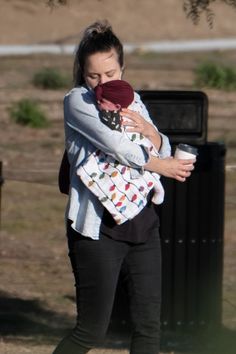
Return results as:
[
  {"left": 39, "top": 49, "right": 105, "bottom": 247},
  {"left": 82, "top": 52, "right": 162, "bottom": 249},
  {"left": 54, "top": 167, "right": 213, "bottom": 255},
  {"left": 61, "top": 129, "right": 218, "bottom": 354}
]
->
[{"left": 100, "top": 191, "right": 160, "bottom": 244}]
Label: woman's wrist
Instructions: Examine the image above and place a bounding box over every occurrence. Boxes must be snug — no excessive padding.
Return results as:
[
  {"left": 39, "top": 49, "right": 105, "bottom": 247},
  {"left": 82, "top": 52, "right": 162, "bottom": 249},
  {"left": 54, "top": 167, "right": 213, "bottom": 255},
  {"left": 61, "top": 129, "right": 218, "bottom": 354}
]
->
[
  {"left": 144, "top": 155, "right": 163, "bottom": 174},
  {"left": 145, "top": 125, "right": 162, "bottom": 151},
  {"left": 144, "top": 155, "right": 195, "bottom": 182}
]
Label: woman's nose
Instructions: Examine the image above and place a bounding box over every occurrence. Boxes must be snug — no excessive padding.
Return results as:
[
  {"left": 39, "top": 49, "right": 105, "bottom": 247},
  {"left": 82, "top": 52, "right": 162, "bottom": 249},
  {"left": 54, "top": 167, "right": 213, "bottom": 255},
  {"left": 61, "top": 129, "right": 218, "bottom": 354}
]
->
[{"left": 99, "top": 75, "right": 108, "bottom": 84}]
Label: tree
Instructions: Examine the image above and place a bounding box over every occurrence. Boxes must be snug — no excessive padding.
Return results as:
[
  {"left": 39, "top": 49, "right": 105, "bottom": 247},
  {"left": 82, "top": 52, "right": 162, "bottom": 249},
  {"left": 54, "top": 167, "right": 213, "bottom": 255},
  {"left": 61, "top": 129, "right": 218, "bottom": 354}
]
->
[
  {"left": 46, "top": 0, "right": 236, "bottom": 27},
  {"left": 183, "top": 0, "right": 236, "bottom": 27}
]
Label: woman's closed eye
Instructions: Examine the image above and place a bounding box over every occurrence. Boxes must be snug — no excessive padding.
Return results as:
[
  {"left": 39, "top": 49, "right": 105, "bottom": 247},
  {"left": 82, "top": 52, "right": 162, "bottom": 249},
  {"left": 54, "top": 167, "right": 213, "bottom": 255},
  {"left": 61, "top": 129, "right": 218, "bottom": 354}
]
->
[
  {"left": 88, "top": 74, "right": 99, "bottom": 80},
  {"left": 106, "top": 70, "right": 116, "bottom": 78}
]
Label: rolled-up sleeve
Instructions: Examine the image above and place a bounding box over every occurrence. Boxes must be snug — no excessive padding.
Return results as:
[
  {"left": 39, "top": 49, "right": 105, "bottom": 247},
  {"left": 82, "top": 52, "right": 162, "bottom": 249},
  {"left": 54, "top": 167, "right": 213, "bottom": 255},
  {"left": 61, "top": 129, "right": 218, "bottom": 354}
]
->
[
  {"left": 64, "top": 87, "right": 149, "bottom": 168},
  {"left": 158, "top": 132, "right": 171, "bottom": 158}
]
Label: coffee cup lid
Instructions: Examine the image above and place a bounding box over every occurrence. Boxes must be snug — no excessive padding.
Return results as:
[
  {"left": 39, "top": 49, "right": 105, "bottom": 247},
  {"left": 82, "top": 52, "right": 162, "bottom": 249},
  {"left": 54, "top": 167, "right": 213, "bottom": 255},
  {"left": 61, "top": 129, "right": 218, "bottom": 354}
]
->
[{"left": 177, "top": 144, "right": 198, "bottom": 155}]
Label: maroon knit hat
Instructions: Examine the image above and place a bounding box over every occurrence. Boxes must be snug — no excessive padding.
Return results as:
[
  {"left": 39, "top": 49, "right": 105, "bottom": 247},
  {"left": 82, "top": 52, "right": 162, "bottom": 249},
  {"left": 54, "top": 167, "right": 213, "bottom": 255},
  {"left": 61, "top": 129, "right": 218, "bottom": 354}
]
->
[{"left": 94, "top": 80, "right": 134, "bottom": 109}]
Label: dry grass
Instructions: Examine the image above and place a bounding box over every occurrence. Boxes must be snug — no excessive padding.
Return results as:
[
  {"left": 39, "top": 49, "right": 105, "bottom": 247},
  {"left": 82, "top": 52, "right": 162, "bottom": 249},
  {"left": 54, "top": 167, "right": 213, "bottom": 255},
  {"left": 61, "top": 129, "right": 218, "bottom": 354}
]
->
[{"left": 0, "top": 51, "right": 235, "bottom": 354}]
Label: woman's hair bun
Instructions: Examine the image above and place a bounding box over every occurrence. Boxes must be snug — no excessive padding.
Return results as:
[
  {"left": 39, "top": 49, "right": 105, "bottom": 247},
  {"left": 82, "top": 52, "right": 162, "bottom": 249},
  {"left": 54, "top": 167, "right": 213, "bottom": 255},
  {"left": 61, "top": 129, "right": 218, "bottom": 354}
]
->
[{"left": 84, "top": 20, "right": 112, "bottom": 37}]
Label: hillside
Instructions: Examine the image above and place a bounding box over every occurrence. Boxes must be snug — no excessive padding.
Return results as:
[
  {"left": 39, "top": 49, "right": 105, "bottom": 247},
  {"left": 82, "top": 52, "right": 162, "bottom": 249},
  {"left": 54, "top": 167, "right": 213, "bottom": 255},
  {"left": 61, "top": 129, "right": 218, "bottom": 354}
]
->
[{"left": 1, "top": 0, "right": 236, "bottom": 45}]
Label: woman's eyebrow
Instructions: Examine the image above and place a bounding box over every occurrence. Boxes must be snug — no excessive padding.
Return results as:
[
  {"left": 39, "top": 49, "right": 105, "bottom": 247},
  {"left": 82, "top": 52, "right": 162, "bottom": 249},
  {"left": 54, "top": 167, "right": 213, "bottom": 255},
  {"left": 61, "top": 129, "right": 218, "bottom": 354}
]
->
[
  {"left": 87, "top": 69, "right": 116, "bottom": 75},
  {"left": 105, "top": 69, "right": 116, "bottom": 74}
]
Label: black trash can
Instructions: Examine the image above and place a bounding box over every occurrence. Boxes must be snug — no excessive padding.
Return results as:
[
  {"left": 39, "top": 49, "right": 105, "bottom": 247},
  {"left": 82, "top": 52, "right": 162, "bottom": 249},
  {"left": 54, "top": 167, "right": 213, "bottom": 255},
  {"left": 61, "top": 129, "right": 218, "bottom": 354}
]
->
[
  {"left": 159, "top": 142, "right": 225, "bottom": 330},
  {"left": 110, "top": 90, "right": 225, "bottom": 332}
]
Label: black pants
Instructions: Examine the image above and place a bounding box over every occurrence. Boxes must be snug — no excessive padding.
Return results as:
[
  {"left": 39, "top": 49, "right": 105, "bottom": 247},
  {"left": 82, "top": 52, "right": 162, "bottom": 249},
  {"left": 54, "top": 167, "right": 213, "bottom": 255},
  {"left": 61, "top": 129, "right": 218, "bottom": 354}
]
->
[{"left": 52, "top": 224, "right": 162, "bottom": 354}]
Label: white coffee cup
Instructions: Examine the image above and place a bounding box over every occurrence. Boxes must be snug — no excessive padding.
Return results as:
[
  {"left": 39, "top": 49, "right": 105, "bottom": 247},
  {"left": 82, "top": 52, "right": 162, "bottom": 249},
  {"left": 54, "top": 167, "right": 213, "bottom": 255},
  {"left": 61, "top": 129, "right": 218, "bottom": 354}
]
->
[{"left": 174, "top": 143, "right": 198, "bottom": 160}]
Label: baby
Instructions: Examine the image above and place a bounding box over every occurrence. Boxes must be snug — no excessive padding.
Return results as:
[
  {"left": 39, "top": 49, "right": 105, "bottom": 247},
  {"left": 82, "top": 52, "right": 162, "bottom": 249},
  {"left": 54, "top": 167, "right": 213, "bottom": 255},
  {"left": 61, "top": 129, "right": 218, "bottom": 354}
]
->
[{"left": 77, "top": 80, "right": 164, "bottom": 224}]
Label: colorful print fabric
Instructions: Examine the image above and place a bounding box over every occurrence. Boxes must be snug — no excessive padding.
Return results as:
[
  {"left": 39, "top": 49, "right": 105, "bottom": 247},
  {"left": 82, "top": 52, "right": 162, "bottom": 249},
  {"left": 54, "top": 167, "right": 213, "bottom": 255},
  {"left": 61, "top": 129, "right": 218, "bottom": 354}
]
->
[
  {"left": 77, "top": 99, "right": 165, "bottom": 224},
  {"left": 77, "top": 149, "right": 164, "bottom": 224}
]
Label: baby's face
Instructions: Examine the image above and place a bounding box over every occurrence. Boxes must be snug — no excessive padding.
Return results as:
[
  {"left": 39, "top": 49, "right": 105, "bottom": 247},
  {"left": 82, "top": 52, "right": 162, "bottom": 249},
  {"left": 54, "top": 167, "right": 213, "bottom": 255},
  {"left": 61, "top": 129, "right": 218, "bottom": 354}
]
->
[
  {"left": 99, "top": 98, "right": 121, "bottom": 112},
  {"left": 84, "top": 49, "right": 122, "bottom": 89}
]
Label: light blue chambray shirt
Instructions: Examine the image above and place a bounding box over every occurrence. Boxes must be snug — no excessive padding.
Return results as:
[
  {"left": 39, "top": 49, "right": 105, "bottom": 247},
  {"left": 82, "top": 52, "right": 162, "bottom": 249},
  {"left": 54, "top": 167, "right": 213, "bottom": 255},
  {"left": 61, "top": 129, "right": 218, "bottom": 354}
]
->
[{"left": 64, "top": 85, "right": 171, "bottom": 239}]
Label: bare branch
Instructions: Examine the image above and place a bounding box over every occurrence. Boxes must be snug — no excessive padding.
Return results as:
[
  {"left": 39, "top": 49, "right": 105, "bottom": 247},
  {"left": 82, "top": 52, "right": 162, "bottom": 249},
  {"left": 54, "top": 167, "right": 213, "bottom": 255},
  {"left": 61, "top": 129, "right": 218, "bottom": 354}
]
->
[
  {"left": 45, "top": 0, "right": 236, "bottom": 27},
  {"left": 183, "top": 0, "right": 236, "bottom": 26}
]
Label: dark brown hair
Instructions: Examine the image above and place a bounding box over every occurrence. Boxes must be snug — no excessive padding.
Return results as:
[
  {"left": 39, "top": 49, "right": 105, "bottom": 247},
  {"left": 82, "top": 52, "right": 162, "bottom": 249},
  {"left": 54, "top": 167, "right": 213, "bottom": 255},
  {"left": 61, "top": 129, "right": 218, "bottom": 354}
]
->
[{"left": 73, "top": 20, "right": 124, "bottom": 86}]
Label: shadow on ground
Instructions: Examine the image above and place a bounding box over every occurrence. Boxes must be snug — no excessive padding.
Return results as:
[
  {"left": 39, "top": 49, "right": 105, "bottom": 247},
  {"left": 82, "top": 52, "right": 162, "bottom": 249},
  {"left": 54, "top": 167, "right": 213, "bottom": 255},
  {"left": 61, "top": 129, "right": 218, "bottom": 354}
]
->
[
  {"left": 108, "top": 314, "right": 236, "bottom": 354},
  {"left": 0, "top": 290, "right": 130, "bottom": 349},
  {"left": 1, "top": 290, "right": 236, "bottom": 353},
  {"left": 0, "top": 290, "right": 72, "bottom": 343}
]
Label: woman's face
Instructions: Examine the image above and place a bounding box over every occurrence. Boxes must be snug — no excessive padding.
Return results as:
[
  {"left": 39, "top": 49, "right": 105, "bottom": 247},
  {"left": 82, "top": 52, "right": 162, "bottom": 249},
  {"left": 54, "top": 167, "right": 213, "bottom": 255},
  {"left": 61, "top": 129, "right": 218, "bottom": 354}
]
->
[{"left": 84, "top": 48, "right": 123, "bottom": 89}]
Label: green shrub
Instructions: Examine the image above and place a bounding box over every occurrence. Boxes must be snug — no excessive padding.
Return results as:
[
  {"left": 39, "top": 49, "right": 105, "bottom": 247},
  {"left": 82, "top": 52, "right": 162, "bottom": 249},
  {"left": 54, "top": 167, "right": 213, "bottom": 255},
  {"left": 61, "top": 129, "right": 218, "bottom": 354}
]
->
[
  {"left": 194, "top": 62, "right": 236, "bottom": 90},
  {"left": 33, "top": 67, "right": 70, "bottom": 89},
  {"left": 9, "top": 99, "right": 49, "bottom": 128}
]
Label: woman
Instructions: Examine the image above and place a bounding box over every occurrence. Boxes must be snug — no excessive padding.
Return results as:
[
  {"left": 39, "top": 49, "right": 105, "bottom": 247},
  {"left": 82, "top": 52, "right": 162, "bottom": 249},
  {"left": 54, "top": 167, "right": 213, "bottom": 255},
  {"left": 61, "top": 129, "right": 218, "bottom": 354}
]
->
[{"left": 53, "top": 20, "right": 195, "bottom": 354}]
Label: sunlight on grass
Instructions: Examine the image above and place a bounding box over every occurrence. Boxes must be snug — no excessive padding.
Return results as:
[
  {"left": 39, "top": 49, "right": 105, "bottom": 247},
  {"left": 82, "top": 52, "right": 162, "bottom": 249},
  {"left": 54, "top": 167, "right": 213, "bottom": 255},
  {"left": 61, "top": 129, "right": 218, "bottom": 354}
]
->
[{"left": 195, "top": 62, "right": 236, "bottom": 90}]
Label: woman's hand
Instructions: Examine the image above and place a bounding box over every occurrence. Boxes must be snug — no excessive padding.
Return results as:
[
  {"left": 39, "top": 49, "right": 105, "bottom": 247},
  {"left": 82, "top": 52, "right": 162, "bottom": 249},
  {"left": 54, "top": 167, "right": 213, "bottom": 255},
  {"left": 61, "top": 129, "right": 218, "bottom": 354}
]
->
[
  {"left": 121, "top": 108, "right": 155, "bottom": 136},
  {"left": 145, "top": 156, "right": 196, "bottom": 182},
  {"left": 120, "top": 108, "right": 196, "bottom": 182},
  {"left": 120, "top": 108, "right": 162, "bottom": 150}
]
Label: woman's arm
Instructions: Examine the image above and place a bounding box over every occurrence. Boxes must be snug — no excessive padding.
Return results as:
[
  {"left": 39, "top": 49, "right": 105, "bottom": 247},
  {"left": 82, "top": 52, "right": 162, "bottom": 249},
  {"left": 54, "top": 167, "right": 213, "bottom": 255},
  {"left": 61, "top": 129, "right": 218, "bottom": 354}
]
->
[
  {"left": 121, "top": 107, "right": 163, "bottom": 151},
  {"left": 65, "top": 88, "right": 195, "bottom": 182},
  {"left": 144, "top": 155, "right": 195, "bottom": 182},
  {"left": 64, "top": 87, "right": 150, "bottom": 168},
  {"left": 120, "top": 93, "right": 195, "bottom": 181},
  {"left": 120, "top": 92, "right": 171, "bottom": 157}
]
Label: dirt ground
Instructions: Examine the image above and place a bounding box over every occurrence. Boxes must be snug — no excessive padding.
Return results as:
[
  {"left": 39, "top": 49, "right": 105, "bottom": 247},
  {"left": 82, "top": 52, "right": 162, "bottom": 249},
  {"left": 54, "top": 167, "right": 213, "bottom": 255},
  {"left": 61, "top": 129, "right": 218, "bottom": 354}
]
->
[
  {"left": 0, "top": 48, "right": 235, "bottom": 354},
  {"left": 1, "top": 2, "right": 236, "bottom": 351},
  {"left": 1, "top": 0, "right": 236, "bottom": 45}
]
